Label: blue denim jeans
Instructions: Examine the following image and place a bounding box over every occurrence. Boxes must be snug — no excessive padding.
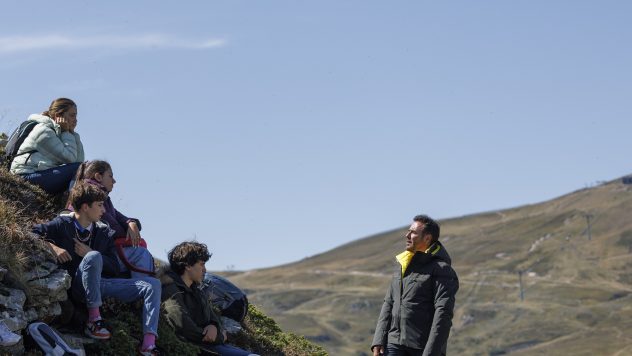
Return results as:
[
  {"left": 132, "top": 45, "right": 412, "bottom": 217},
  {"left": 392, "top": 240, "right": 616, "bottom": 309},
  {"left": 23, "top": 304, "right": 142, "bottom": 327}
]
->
[
  {"left": 118, "top": 246, "right": 155, "bottom": 278},
  {"left": 19, "top": 162, "right": 81, "bottom": 195},
  {"left": 71, "top": 251, "right": 161, "bottom": 336}
]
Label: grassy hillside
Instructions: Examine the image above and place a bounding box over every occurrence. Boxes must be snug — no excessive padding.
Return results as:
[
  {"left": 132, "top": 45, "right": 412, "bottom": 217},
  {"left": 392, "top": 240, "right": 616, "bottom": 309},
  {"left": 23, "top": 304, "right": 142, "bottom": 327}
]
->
[{"left": 227, "top": 177, "right": 632, "bottom": 355}]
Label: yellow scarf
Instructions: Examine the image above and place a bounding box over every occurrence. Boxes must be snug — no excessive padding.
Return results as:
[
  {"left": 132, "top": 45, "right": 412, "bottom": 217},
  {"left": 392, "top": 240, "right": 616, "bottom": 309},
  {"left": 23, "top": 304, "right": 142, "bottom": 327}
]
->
[
  {"left": 395, "top": 251, "right": 415, "bottom": 277},
  {"left": 395, "top": 244, "right": 441, "bottom": 276}
]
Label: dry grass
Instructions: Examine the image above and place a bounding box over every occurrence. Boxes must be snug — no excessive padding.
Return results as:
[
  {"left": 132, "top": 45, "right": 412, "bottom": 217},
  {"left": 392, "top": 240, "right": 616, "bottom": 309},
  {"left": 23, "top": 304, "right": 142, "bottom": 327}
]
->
[{"left": 0, "top": 150, "right": 62, "bottom": 290}]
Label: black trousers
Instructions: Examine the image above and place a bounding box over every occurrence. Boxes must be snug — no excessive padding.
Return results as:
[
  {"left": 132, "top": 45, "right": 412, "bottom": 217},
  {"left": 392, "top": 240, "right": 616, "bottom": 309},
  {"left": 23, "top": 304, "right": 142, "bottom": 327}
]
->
[{"left": 386, "top": 343, "right": 423, "bottom": 356}]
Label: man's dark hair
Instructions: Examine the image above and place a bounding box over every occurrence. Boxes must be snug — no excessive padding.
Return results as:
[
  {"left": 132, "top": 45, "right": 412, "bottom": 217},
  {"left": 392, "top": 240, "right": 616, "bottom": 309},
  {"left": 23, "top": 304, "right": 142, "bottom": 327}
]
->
[
  {"left": 413, "top": 214, "right": 440, "bottom": 243},
  {"left": 168, "top": 241, "right": 211, "bottom": 275},
  {"left": 69, "top": 182, "right": 107, "bottom": 211}
]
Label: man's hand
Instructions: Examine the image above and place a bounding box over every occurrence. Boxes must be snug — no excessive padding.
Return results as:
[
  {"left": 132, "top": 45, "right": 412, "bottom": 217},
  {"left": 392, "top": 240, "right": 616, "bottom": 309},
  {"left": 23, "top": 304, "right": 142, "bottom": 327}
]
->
[
  {"left": 48, "top": 242, "right": 71, "bottom": 263},
  {"left": 126, "top": 221, "right": 141, "bottom": 247},
  {"left": 372, "top": 345, "right": 384, "bottom": 356},
  {"left": 202, "top": 325, "right": 218, "bottom": 343},
  {"left": 222, "top": 329, "right": 227, "bottom": 342},
  {"left": 74, "top": 238, "right": 93, "bottom": 257}
]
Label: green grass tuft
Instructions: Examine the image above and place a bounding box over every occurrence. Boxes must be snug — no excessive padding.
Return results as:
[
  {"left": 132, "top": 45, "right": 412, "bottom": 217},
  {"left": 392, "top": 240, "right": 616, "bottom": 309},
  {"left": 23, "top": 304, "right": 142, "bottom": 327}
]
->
[{"left": 235, "top": 304, "right": 328, "bottom": 356}]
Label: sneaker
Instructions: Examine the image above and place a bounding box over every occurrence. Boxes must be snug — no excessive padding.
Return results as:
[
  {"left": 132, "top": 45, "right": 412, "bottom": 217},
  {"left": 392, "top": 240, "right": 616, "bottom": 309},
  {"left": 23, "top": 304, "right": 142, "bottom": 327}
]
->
[
  {"left": 0, "top": 320, "right": 21, "bottom": 346},
  {"left": 85, "top": 319, "right": 111, "bottom": 340},
  {"left": 138, "top": 344, "right": 160, "bottom": 355}
]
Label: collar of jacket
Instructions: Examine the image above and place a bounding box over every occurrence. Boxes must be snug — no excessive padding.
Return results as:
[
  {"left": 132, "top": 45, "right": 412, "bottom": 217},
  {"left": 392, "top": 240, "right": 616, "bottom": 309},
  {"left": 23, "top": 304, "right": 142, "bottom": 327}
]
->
[
  {"left": 165, "top": 269, "right": 199, "bottom": 292},
  {"left": 28, "top": 114, "right": 62, "bottom": 135},
  {"left": 395, "top": 243, "right": 442, "bottom": 276},
  {"left": 85, "top": 179, "right": 109, "bottom": 195},
  {"left": 57, "top": 213, "right": 109, "bottom": 230}
]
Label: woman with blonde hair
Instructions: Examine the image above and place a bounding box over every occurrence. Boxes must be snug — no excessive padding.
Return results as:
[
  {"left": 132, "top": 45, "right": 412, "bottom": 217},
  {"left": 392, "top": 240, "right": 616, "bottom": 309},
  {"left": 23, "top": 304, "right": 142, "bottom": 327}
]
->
[{"left": 10, "top": 98, "right": 84, "bottom": 194}]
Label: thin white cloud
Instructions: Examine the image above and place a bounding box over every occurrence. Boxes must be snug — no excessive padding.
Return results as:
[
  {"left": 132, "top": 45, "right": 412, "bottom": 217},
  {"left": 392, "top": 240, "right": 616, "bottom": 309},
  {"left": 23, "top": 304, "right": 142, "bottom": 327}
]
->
[{"left": 0, "top": 34, "right": 226, "bottom": 54}]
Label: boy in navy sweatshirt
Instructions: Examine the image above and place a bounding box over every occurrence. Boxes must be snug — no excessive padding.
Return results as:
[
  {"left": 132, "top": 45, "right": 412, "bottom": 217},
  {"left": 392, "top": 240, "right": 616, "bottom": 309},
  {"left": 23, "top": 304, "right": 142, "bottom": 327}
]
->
[{"left": 33, "top": 182, "right": 160, "bottom": 355}]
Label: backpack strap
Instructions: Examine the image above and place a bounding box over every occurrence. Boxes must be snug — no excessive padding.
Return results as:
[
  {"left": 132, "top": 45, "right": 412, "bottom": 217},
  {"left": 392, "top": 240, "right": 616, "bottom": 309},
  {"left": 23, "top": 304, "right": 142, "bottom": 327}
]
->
[
  {"left": 114, "top": 239, "right": 155, "bottom": 276},
  {"left": 20, "top": 149, "right": 37, "bottom": 160}
]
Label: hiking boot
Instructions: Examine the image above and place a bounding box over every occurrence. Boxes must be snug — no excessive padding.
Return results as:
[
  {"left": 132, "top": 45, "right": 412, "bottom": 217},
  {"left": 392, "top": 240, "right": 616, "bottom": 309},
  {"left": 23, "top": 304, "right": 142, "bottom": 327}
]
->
[
  {"left": 85, "top": 319, "right": 111, "bottom": 340},
  {"left": 138, "top": 344, "right": 160, "bottom": 355},
  {"left": 0, "top": 320, "right": 21, "bottom": 346}
]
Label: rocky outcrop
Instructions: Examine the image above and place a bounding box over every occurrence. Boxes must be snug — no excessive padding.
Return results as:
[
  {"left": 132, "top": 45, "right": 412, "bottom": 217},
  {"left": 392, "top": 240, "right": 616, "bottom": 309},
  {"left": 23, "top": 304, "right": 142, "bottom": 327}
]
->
[{"left": 0, "top": 247, "right": 71, "bottom": 355}]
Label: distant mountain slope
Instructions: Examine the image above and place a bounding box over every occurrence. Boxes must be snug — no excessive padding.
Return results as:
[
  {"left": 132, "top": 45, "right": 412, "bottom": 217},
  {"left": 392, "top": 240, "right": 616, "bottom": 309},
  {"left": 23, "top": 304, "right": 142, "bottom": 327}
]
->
[{"left": 228, "top": 177, "right": 632, "bottom": 355}]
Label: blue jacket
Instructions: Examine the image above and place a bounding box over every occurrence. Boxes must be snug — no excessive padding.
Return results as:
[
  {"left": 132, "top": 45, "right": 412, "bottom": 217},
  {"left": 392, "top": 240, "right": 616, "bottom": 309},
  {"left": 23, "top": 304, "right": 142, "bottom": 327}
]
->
[{"left": 32, "top": 215, "right": 120, "bottom": 278}]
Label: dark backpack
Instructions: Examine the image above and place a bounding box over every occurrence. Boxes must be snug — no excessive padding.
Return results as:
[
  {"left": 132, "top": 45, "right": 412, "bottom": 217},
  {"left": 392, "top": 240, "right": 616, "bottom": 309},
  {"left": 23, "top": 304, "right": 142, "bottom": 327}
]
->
[
  {"left": 3, "top": 120, "right": 39, "bottom": 169},
  {"left": 200, "top": 272, "right": 249, "bottom": 322}
]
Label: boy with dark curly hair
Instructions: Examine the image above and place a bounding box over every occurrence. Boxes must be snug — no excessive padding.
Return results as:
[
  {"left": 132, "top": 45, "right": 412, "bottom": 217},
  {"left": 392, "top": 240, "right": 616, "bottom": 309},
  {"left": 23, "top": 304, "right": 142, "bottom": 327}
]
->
[{"left": 162, "top": 241, "right": 258, "bottom": 356}]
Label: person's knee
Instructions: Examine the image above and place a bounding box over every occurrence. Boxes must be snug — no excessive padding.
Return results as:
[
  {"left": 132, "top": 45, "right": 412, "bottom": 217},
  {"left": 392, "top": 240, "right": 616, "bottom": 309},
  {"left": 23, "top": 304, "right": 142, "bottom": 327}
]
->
[
  {"left": 81, "top": 251, "right": 103, "bottom": 269},
  {"left": 139, "top": 247, "right": 154, "bottom": 260},
  {"left": 148, "top": 277, "right": 161, "bottom": 295},
  {"left": 138, "top": 277, "right": 161, "bottom": 295}
]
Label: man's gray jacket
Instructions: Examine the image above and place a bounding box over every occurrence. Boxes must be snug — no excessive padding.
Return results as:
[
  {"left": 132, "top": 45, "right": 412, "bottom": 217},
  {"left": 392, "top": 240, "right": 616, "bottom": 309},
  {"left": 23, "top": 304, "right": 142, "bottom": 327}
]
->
[{"left": 371, "top": 242, "right": 459, "bottom": 356}]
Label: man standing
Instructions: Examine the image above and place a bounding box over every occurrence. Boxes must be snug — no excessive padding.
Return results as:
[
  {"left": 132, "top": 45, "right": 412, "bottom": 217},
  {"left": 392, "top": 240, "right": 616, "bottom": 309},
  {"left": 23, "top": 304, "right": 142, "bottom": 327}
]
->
[{"left": 371, "top": 215, "right": 459, "bottom": 356}]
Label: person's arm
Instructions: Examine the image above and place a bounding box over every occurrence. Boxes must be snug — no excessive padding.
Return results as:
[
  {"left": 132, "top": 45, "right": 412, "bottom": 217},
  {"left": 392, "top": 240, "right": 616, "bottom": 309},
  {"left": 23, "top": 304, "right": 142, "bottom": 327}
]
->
[
  {"left": 35, "top": 126, "right": 82, "bottom": 163},
  {"left": 105, "top": 196, "right": 142, "bottom": 235},
  {"left": 206, "top": 304, "right": 225, "bottom": 343},
  {"left": 33, "top": 219, "right": 72, "bottom": 264},
  {"left": 99, "top": 228, "right": 121, "bottom": 277},
  {"left": 112, "top": 205, "right": 143, "bottom": 246},
  {"left": 371, "top": 279, "right": 395, "bottom": 355},
  {"left": 73, "top": 132, "right": 84, "bottom": 161},
  {"left": 422, "top": 266, "right": 459, "bottom": 356},
  {"left": 163, "top": 292, "right": 207, "bottom": 343},
  {"left": 201, "top": 324, "right": 225, "bottom": 344},
  {"left": 112, "top": 204, "right": 142, "bottom": 234}
]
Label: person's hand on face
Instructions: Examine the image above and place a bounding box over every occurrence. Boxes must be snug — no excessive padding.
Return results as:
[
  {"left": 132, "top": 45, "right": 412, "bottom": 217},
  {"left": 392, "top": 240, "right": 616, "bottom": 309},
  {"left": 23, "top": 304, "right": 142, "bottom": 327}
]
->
[
  {"left": 55, "top": 116, "right": 70, "bottom": 132},
  {"left": 55, "top": 106, "right": 78, "bottom": 133}
]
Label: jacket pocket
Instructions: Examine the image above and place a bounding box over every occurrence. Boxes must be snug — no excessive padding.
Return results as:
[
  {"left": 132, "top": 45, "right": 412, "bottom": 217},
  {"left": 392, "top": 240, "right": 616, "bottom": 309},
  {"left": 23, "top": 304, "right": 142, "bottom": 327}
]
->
[{"left": 403, "top": 273, "right": 432, "bottom": 300}]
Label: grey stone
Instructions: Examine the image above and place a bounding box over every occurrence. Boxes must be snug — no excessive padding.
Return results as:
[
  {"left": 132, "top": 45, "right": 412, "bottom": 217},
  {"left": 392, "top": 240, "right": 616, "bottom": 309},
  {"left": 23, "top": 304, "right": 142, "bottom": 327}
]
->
[
  {"left": 27, "top": 269, "right": 71, "bottom": 303},
  {"left": 24, "top": 308, "right": 38, "bottom": 322},
  {"left": 25, "top": 302, "right": 62, "bottom": 321},
  {"left": 0, "top": 286, "right": 26, "bottom": 310},
  {"left": 0, "top": 310, "right": 28, "bottom": 331},
  {"left": 0, "top": 267, "right": 7, "bottom": 282},
  {"left": 23, "top": 261, "right": 58, "bottom": 281}
]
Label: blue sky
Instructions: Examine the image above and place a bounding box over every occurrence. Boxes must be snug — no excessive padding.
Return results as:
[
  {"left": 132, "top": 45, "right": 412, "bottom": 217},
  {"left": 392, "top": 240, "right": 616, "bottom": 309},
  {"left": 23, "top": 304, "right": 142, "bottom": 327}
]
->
[{"left": 1, "top": 1, "right": 630, "bottom": 270}]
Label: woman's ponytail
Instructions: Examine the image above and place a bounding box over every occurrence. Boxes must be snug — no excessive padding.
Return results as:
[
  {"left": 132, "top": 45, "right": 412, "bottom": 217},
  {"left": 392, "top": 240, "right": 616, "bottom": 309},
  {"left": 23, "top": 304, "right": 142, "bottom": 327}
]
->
[
  {"left": 74, "top": 161, "right": 88, "bottom": 182},
  {"left": 75, "top": 160, "right": 111, "bottom": 182}
]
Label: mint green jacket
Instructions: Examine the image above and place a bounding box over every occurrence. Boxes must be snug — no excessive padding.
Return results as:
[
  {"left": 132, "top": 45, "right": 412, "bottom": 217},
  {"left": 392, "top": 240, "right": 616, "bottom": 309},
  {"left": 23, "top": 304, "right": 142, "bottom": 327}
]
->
[{"left": 10, "top": 114, "right": 84, "bottom": 174}]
